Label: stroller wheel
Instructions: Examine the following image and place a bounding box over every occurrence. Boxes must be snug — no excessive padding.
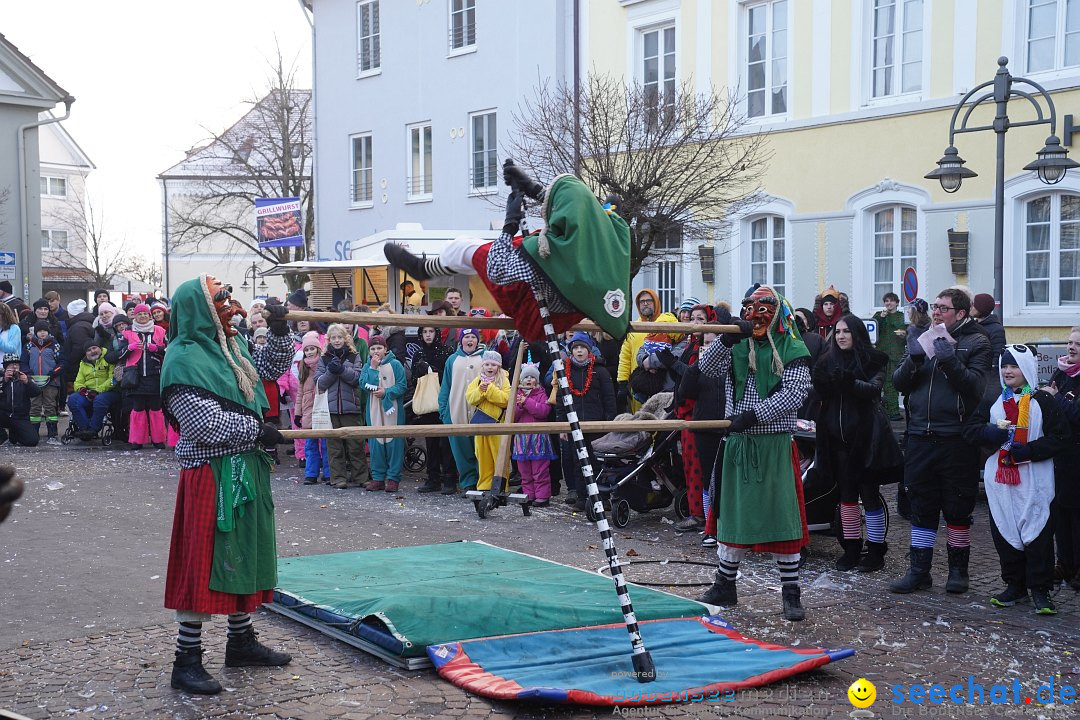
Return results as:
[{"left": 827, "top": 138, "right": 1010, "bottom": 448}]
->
[
  {"left": 473, "top": 499, "right": 486, "bottom": 519},
  {"left": 404, "top": 445, "right": 426, "bottom": 472},
  {"left": 673, "top": 488, "right": 690, "bottom": 520},
  {"left": 612, "top": 498, "right": 632, "bottom": 528}
]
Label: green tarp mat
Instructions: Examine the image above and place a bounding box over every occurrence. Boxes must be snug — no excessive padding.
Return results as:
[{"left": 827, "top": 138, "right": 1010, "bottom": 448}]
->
[{"left": 274, "top": 541, "right": 705, "bottom": 659}]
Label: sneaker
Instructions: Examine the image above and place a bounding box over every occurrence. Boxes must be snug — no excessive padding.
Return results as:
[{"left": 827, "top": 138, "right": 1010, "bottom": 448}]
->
[
  {"left": 365, "top": 480, "right": 385, "bottom": 491},
  {"left": 59, "top": 410, "right": 69, "bottom": 417},
  {"left": 533, "top": 499, "right": 550, "bottom": 507},
  {"left": 46, "top": 436, "right": 61, "bottom": 446},
  {"left": 990, "top": 585, "right": 1027, "bottom": 608},
  {"left": 384, "top": 480, "right": 399, "bottom": 492},
  {"left": 303, "top": 477, "right": 319, "bottom": 485},
  {"left": 673, "top": 516, "right": 705, "bottom": 533},
  {"left": 701, "top": 534, "right": 717, "bottom": 548},
  {"left": 1031, "top": 590, "right": 1057, "bottom": 615}
]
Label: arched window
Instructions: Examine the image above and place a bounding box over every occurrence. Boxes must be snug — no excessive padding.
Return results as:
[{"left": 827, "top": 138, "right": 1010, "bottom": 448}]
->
[
  {"left": 1023, "top": 193, "right": 1080, "bottom": 307},
  {"left": 871, "top": 204, "right": 917, "bottom": 304},
  {"left": 748, "top": 215, "right": 787, "bottom": 297}
]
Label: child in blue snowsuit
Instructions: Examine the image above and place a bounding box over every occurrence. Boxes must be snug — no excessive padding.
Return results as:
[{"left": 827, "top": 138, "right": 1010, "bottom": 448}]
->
[{"left": 359, "top": 335, "right": 407, "bottom": 492}]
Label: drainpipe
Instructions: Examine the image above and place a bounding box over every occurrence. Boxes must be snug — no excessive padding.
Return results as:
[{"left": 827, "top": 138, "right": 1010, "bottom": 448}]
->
[
  {"left": 298, "top": 0, "right": 319, "bottom": 262},
  {"left": 161, "top": 178, "right": 171, "bottom": 296},
  {"left": 17, "top": 96, "right": 74, "bottom": 300},
  {"left": 573, "top": 0, "right": 581, "bottom": 176}
]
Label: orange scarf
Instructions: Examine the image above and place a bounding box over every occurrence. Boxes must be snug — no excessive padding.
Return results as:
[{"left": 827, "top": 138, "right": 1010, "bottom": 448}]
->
[{"left": 995, "top": 393, "right": 1030, "bottom": 485}]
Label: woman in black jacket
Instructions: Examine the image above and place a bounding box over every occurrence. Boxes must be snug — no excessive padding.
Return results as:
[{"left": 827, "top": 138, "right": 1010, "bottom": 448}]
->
[
  {"left": 407, "top": 325, "right": 456, "bottom": 494},
  {"left": 812, "top": 314, "right": 902, "bottom": 572}
]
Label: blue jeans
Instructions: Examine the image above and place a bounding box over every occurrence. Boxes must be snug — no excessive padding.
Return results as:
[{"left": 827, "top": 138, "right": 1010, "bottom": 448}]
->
[
  {"left": 304, "top": 438, "right": 330, "bottom": 479},
  {"left": 67, "top": 391, "right": 118, "bottom": 432}
]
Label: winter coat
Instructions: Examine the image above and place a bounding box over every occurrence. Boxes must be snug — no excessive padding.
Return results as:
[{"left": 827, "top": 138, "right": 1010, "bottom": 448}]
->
[
  {"left": 466, "top": 369, "right": 510, "bottom": 422},
  {"left": 297, "top": 368, "right": 318, "bottom": 430},
  {"left": 617, "top": 288, "right": 660, "bottom": 383},
  {"left": 977, "top": 314, "right": 1007, "bottom": 365},
  {"left": 1, "top": 373, "right": 41, "bottom": 418},
  {"left": 407, "top": 338, "right": 453, "bottom": 382},
  {"left": 0, "top": 325, "right": 21, "bottom": 355},
  {"left": 122, "top": 326, "right": 167, "bottom": 396},
  {"left": 893, "top": 318, "right": 993, "bottom": 437},
  {"left": 555, "top": 359, "right": 616, "bottom": 423},
  {"left": 359, "top": 352, "right": 407, "bottom": 428},
  {"left": 514, "top": 385, "right": 551, "bottom": 424},
  {"left": 314, "top": 346, "right": 364, "bottom": 416},
  {"left": 1049, "top": 369, "right": 1080, "bottom": 509},
  {"left": 63, "top": 312, "right": 96, "bottom": 376},
  {"left": 20, "top": 313, "right": 62, "bottom": 345},
  {"left": 439, "top": 346, "right": 485, "bottom": 425},
  {"left": 812, "top": 292, "right": 850, "bottom": 339},
  {"left": 73, "top": 355, "right": 115, "bottom": 394},
  {"left": 679, "top": 359, "right": 726, "bottom": 431},
  {"left": 23, "top": 335, "right": 63, "bottom": 389}
]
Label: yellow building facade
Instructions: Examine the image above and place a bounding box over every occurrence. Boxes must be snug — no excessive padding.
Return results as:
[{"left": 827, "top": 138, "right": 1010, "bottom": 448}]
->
[{"left": 589, "top": 0, "right": 1080, "bottom": 341}]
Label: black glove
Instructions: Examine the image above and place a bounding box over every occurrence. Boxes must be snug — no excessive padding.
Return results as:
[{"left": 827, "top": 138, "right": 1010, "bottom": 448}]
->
[
  {"left": 656, "top": 348, "right": 677, "bottom": 368},
  {"left": 258, "top": 422, "right": 285, "bottom": 447},
  {"left": 727, "top": 410, "right": 757, "bottom": 433},
  {"left": 616, "top": 382, "right": 630, "bottom": 414},
  {"left": 720, "top": 319, "right": 753, "bottom": 348},
  {"left": 502, "top": 189, "right": 525, "bottom": 235},
  {"left": 293, "top": 415, "right": 302, "bottom": 428},
  {"left": 980, "top": 425, "right": 1010, "bottom": 446},
  {"left": 265, "top": 303, "right": 290, "bottom": 337},
  {"left": 1009, "top": 443, "right": 1033, "bottom": 463},
  {"left": 503, "top": 159, "right": 544, "bottom": 200},
  {"left": 327, "top": 357, "right": 343, "bottom": 375},
  {"left": 413, "top": 360, "right": 430, "bottom": 377}
]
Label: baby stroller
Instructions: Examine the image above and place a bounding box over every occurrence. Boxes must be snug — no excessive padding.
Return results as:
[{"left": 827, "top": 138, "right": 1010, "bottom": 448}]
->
[
  {"left": 401, "top": 400, "right": 427, "bottom": 473},
  {"left": 590, "top": 395, "right": 687, "bottom": 528}
]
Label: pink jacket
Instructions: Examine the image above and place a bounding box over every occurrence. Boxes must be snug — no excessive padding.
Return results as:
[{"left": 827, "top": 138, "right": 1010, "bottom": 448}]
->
[
  {"left": 122, "top": 326, "right": 167, "bottom": 367},
  {"left": 514, "top": 386, "right": 551, "bottom": 424},
  {"left": 297, "top": 369, "right": 318, "bottom": 430}
]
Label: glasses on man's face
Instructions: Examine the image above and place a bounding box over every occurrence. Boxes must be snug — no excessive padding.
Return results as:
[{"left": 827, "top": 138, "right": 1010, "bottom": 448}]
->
[{"left": 929, "top": 304, "right": 955, "bottom": 313}]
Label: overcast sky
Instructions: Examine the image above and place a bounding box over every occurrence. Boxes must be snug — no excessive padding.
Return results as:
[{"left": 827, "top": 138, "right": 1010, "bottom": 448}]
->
[{"left": 2, "top": 0, "right": 312, "bottom": 264}]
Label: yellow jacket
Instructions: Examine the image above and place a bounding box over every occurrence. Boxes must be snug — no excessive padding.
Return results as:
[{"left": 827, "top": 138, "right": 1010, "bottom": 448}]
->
[
  {"left": 617, "top": 289, "right": 662, "bottom": 382},
  {"left": 465, "top": 370, "right": 510, "bottom": 421}
]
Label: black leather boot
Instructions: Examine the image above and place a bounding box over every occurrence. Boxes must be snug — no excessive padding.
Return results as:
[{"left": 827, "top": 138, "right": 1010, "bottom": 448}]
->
[
  {"left": 945, "top": 546, "right": 970, "bottom": 594},
  {"left": 697, "top": 572, "right": 738, "bottom": 606},
  {"left": 834, "top": 538, "right": 863, "bottom": 571},
  {"left": 382, "top": 243, "right": 433, "bottom": 281},
  {"left": 857, "top": 541, "right": 888, "bottom": 572},
  {"left": 170, "top": 648, "right": 222, "bottom": 695},
  {"left": 781, "top": 584, "right": 805, "bottom": 621},
  {"left": 224, "top": 628, "right": 292, "bottom": 667},
  {"left": 889, "top": 547, "right": 934, "bottom": 593}
]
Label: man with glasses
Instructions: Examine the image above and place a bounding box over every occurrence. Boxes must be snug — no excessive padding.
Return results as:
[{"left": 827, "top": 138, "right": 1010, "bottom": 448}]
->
[{"left": 890, "top": 288, "right": 992, "bottom": 596}]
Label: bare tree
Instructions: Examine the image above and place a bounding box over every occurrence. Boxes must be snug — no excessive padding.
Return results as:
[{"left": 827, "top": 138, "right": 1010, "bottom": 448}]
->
[
  {"left": 165, "top": 49, "right": 313, "bottom": 291},
  {"left": 508, "top": 74, "right": 770, "bottom": 278},
  {"left": 118, "top": 256, "right": 163, "bottom": 288},
  {"left": 42, "top": 189, "right": 129, "bottom": 290}
]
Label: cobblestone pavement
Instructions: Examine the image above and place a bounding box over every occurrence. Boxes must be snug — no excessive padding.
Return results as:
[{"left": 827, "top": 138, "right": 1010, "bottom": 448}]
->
[{"left": 0, "top": 438, "right": 1076, "bottom": 719}]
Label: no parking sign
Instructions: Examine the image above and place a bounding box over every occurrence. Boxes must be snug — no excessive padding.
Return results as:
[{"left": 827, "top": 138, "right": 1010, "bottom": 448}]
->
[{"left": 903, "top": 267, "right": 918, "bottom": 303}]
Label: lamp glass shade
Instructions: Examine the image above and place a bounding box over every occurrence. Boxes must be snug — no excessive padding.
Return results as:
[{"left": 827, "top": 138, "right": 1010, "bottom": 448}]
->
[
  {"left": 939, "top": 172, "right": 963, "bottom": 193},
  {"left": 1038, "top": 162, "right": 1066, "bottom": 185}
]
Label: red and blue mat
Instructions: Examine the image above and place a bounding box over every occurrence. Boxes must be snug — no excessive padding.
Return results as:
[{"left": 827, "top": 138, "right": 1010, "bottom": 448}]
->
[{"left": 428, "top": 615, "right": 854, "bottom": 706}]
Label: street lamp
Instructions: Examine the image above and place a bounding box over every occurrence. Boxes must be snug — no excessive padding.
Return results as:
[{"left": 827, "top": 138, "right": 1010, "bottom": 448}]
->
[
  {"left": 239, "top": 261, "right": 268, "bottom": 300},
  {"left": 925, "top": 57, "right": 1078, "bottom": 319}
]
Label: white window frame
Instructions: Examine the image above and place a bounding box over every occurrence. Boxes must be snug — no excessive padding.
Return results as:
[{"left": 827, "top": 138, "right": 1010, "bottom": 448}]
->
[
  {"left": 468, "top": 110, "right": 497, "bottom": 195},
  {"left": 869, "top": 204, "right": 919, "bottom": 308},
  {"left": 1022, "top": 0, "right": 1080, "bottom": 75},
  {"left": 746, "top": 214, "right": 790, "bottom": 298},
  {"left": 350, "top": 133, "right": 374, "bottom": 208},
  {"left": 848, "top": 181, "right": 929, "bottom": 317},
  {"left": 637, "top": 22, "right": 677, "bottom": 130},
  {"left": 40, "top": 176, "right": 67, "bottom": 197},
  {"left": 742, "top": 0, "right": 790, "bottom": 121},
  {"left": 41, "top": 228, "right": 68, "bottom": 251},
  {"left": 356, "top": 0, "right": 381, "bottom": 78},
  {"left": 1020, "top": 192, "right": 1080, "bottom": 309},
  {"left": 652, "top": 226, "right": 683, "bottom": 313},
  {"left": 730, "top": 196, "right": 794, "bottom": 299},
  {"left": 448, "top": 0, "right": 477, "bottom": 56},
  {"left": 864, "top": 0, "right": 928, "bottom": 103},
  {"left": 406, "top": 122, "right": 433, "bottom": 203}
]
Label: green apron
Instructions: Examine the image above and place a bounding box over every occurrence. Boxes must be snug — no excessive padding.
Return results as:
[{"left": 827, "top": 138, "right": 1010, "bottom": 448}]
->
[
  {"left": 718, "top": 433, "right": 803, "bottom": 546},
  {"left": 209, "top": 450, "right": 278, "bottom": 595}
]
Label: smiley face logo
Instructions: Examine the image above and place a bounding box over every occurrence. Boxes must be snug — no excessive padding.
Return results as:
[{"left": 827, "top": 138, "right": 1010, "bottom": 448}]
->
[{"left": 848, "top": 678, "right": 876, "bottom": 708}]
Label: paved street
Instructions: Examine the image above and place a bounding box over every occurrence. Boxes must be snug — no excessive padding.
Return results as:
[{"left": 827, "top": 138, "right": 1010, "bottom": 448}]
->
[{"left": 0, "top": 436, "right": 1076, "bottom": 720}]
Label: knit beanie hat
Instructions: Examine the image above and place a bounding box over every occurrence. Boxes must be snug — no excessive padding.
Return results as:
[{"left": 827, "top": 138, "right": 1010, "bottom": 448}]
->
[
  {"left": 67, "top": 299, "right": 87, "bottom": 316},
  {"left": 568, "top": 331, "right": 592, "bottom": 350},
  {"left": 112, "top": 314, "right": 130, "bottom": 328},
  {"left": 973, "top": 293, "right": 995, "bottom": 317},
  {"left": 679, "top": 296, "right": 701, "bottom": 313},
  {"left": 482, "top": 350, "right": 502, "bottom": 364},
  {"left": 33, "top": 298, "right": 49, "bottom": 310},
  {"left": 253, "top": 327, "right": 269, "bottom": 339},
  {"left": 33, "top": 319, "right": 50, "bottom": 333},
  {"left": 301, "top": 331, "right": 322, "bottom": 353},
  {"left": 132, "top": 303, "right": 151, "bottom": 316},
  {"left": 520, "top": 364, "right": 541, "bottom": 382},
  {"left": 286, "top": 288, "right": 308, "bottom": 308},
  {"left": 461, "top": 328, "right": 481, "bottom": 342},
  {"left": 642, "top": 332, "right": 672, "bottom": 355},
  {"left": 98, "top": 302, "right": 117, "bottom": 316},
  {"left": 368, "top": 335, "right": 387, "bottom": 348}
]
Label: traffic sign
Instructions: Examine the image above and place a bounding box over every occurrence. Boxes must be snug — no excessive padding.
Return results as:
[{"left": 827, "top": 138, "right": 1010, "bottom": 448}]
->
[
  {"left": 864, "top": 318, "right": 878, "bottom": 345},
  {"left": 0, "top": 251, "right": 15, "bottom": 281},
  {"left": 903, "top": 266, "right": 918, "bottom": 303}
]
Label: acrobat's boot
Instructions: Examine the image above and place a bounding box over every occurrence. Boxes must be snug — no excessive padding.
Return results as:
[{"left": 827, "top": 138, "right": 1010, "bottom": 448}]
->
[
  {"left": 698, "top": 572, "right": 738, "bottom": 607},
  {"left": 889, "top": 547, "right": 934, "bottom": 593},
  {"left": 170, "top": 649, "right": 222, "bottom": 695},
  {"left": 857, "top": 542, "right": 888, "bottom": 572},
  {"left": 945, "top": 546, "right": 970, "bottom": 594},
  {"left": 835, "top": 538, "right": 863, "bottom": 571},
  {"left": 781, "top": 584, "right": 805, "bottom": 622},
  {"left": 224, "top": 628, "right": 292, "bottom": 667},
  {"left": 382, "top": 243, "right": 450, "bottom": 281},
  {"left": 502, "top": 159, "right": 545, "bottom": 200}
]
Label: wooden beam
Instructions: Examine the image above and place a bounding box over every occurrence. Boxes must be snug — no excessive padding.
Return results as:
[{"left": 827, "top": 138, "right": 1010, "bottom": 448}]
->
[{"left": 280, "top": 419, "right": 731, "bottom": 440}]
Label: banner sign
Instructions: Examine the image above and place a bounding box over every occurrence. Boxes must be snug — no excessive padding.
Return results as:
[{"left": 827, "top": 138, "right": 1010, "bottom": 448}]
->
[{"left": 256, "top": 197, "right": 304, "bottom": 248}]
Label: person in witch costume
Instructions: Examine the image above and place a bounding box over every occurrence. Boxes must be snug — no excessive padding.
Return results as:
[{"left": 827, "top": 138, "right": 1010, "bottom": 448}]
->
[
  {"left": 160, "top": 274, "right": 296, "bottom": 695},
  {"left": 695, "top": 285, "right": 813, "bottom": 621},
  {"left": 383, "top": 161, "right": 632, "bottom": 343}
]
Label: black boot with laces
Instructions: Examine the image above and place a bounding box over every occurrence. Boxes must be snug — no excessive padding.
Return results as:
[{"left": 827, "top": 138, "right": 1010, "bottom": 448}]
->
[
  {"left": 224, "top": 628, "right": 292, "bottom": 667},
  {"left": 171, "top": 648, "right": 222, "bottom": 695}
]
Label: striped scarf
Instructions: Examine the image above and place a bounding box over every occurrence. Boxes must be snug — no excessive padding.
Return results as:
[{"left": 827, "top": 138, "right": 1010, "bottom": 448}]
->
[{"left": 995, "top": 387, "right": 1031, "bottom": 486}]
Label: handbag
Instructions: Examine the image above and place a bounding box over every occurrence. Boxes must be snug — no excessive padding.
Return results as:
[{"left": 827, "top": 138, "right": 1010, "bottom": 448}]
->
[
  {"left": 310, "top": 389, "right": 332, "bottom": 431},
  {"left": 121, "top": 365, "right": 139, "bottom": 390},
  {"left": 412, "top": 369, "right": 441, "bottom": 415}
]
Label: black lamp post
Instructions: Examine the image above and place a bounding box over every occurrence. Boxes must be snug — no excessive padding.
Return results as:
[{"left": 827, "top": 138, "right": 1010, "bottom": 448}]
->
[
  {"left": 239, "top": 261, "right": 268, "bottom": 300},
  {"left": 925, "top": 57, "right": 1078, "bottom": 319}
]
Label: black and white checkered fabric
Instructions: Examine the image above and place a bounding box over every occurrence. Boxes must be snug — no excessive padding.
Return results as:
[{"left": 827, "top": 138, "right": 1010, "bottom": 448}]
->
[
  {"left": 167, "top": 333, "right": 295, "bottom": 468},
  {"left": 697, "top": 340, "right": 810, "bottom": 434},
  {"left": 485, "top": 230, "right": 577, "bottom": 314}
]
